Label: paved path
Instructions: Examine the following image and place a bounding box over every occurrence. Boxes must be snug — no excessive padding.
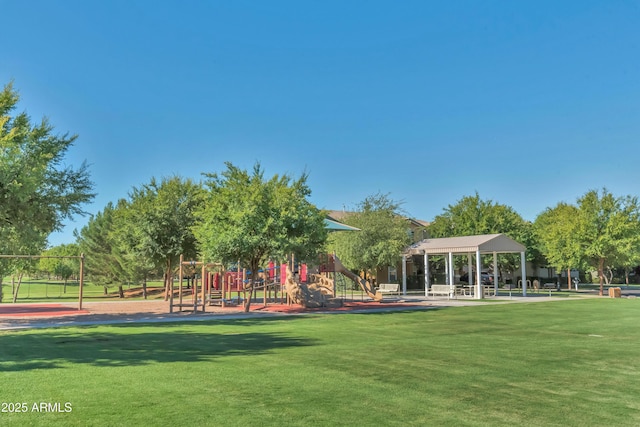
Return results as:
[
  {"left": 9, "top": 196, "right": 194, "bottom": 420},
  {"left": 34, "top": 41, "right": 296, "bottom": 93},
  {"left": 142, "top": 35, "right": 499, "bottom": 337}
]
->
[{"left": 0, "top": 292, "right": 606, "bottom": 331}]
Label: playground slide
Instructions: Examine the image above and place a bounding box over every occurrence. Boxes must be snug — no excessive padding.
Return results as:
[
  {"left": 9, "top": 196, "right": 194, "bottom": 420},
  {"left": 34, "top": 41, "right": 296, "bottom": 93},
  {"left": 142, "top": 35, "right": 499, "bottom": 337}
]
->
[{"left": 332, "top": 255, "right": 383, "bottom": 301}]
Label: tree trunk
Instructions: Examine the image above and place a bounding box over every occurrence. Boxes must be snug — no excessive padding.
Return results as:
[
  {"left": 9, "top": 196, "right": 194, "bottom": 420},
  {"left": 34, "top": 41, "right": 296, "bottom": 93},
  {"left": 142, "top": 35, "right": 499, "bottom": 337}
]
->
[
  {"left": 118, "top": 285, "right": 125, "bottom": 298},
  {"left": 243, "top": 281, "right": 254, "bottom": 312},
  {"left": 598, "top": 258, "right": 605, "bottom": 296},
  {"left": 64, "top": 279, "right": 67, "bottom": 294},
  {"left": 567, "top": 268, "right": 571, "bottom": 290},
  {"left": 12, "top": 273, "right": 24, "bottom": 303},
  {"left": 244, "top": 261, "right": 260, "bottom": 312},
  {"left": 163, "top": 259, "right": 172, "bottom": 301},
  {"left": 142, "top": 278, "right": 148, "bottom": 300},
  {"left": 602, "top": 267, "right": 613, "bottom": 286},
  {"left": 103, "top": 285, "right": 108, "bottom": 295},
  {"left": 625, "top": 270, "right": 629, "bottom": 286}
]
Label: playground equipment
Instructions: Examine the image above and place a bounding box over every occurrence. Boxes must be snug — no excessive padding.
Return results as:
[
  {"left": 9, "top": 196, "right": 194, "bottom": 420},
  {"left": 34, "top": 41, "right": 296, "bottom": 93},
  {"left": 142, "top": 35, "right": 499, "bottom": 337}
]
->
[
  {"left": 280, "top": 252, "right": 390, "bottom": 307},
  {"left": 170, "top": 257, "right": 292, "bottom": 312},
  {"left": 332, "top": 255, "right": 383, "bottom": 301},
  {"left": 169, "top": 252, "right": 386, "bottom": 312},
  {"left": 282, "top": 264, "right": 342, "bottom": 308},
  {"left": 170, "top": 255, "right": 224, "bottom": 313}
]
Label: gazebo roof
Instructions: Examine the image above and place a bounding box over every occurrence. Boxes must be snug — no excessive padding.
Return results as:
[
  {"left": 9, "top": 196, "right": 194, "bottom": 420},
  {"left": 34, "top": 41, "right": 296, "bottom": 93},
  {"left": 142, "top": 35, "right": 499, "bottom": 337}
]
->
[
  {"left": 324, "top": 218, "right": 361, "bottom": 231},
  {"left": 404, "top": 233, "right": 526, "bottom": 255}
]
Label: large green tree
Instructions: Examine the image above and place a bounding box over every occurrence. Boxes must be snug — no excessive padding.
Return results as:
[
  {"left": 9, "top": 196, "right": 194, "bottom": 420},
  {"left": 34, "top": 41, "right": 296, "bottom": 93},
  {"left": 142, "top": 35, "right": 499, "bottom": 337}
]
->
[
  {"left": 533, "top": 203, "right": 582, "bottom": 288},
  {"left": 113, "top": 176, "right": 203, "bottom": 300},
  {"left": 577, "top": 189, "right": 640, "bottom": 295},
  {"left": 0, "top": 81, "right": 93, "bottom": 301},
  {"left": 535, "top": 189, "right": 640, "bottom": 295},
  {"left": 328, "top": 193, "right": 411, "bottom": 281},
  {"left": 76, "top": 202, "right": 143, "bottom": 297},
  {"left": 194, "top": 162, "right": 327, "bottom": 312},
  {"left": 0, "top": 82, "right": 94, "bottom": 250},
  {"left": 428, "top": 193, "right": 536, "bottom": 278},
  {"left": 429, "top": 192, "right": 526, "bottom": 239}
]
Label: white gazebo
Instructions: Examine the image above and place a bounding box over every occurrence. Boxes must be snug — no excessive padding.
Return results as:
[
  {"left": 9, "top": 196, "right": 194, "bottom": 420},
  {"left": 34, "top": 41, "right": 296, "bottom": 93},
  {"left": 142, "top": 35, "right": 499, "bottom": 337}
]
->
[{"left": 402, "top": 234, "right": 527, "bottom": 299}]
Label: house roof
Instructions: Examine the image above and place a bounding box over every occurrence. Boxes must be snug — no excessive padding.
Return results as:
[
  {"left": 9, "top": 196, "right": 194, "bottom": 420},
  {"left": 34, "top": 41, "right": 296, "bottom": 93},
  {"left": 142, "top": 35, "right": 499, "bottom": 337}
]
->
[
  {"left": 415, "top": 219, "right": 430, "bottom": 227},
  {"left": 404, "top": 233, "right": 526, "bottom": 255},
  {"left": 326, "top": 210, "right": 429, "bottom": 228},
  {"left": 326, "top": 210, "right": 352, "bottom": 221}
]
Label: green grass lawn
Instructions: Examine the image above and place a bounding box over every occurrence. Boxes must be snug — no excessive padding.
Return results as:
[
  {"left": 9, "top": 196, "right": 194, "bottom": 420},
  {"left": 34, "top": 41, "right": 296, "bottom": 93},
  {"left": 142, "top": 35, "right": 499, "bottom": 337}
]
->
[
  {"left": 0, "top": 279, "right": 168, "bottom": 303},
  {"left": 1, "top": 299, "right": 639, "bottom": 426},
  {"left": 1, "top": 280, "right": 103, "bottom": 302}
]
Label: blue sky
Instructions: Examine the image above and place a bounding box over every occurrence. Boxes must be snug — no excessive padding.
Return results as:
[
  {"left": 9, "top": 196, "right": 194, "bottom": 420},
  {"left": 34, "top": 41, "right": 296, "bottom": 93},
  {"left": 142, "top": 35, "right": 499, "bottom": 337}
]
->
[{"left": 2, "top": 1, "right": 639, "bottom": 247}]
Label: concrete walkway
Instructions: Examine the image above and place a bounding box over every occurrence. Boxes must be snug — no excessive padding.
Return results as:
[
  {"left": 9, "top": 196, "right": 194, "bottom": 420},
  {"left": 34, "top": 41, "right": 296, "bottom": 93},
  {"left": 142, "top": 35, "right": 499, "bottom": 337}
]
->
[{"left": 0, "top": 291, "right": 604, "bottom": 331}]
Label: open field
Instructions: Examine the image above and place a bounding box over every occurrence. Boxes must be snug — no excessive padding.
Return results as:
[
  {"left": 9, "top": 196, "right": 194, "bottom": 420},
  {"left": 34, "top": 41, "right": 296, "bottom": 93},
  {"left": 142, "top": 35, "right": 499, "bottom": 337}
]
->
[{"left": 1, "top": 298, "right": 639, "bottom": 426}]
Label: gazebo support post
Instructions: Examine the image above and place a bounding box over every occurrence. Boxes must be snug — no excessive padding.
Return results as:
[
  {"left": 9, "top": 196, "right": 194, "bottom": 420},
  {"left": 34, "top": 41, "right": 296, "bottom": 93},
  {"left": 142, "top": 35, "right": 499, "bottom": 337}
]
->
[
  {"left": 448, "top": 252, "right": 454, "bottom": 298},
  {"left": 467, "top": 254, "right": 473, "bottom": 286},
  {"left": 424, "top": 253, "right": 429, "bottom": 296},
  {"left": 402, "top": 255, "right": 407, "bottom": 295},
  {"left": 493, "top": 252, "right": 499, "bottom": 294},
  {"left": 444, "top": 255, "right": 448, "bottom": 285},
  {"left": 475, "top": 249, "right": 482, "bottom": 300},
  {"left": 521, "top": 251, "right": 527, "bottom": 296}
]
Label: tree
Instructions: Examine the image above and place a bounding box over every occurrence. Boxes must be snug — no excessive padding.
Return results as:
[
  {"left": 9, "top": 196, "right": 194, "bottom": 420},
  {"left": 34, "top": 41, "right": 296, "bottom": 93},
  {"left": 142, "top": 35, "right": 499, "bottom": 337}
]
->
[
  {"left": 0, "top": 81, "right": 94, "bottom": 250},
  {"left": 428, "top": 193, "right": 535, "bottom": 278},
  {"left": 76, "top": 203, "right": 133, "bottom": 297},
  {"left": 6, "top": 257, "right": 39, "bottom": 303},
  {"left": 533, "top": 203, "right": 582, "bottom": 288},
  {"left": 576, "top": 189, "right": 640, "bottom": 295},
  {"left": 0, "top": 228, "right": 47, "bottom": 302},
  {"left": 618, "top": 252, "right": 640, "bottom": 286},
  {"left": 328, "top": 193, "right": 411, "bottom": 281},
  {"left": 535, "top": 189, "right": 640, "bottom": 295},
  {"left": 194, "top": 162, "right": 327, "bottom": 312},
  {"left": 39, "top": 243, "right": 80, "bottom": 293},
  {"left": 113, "top": 176, "right": 203, "bottom": 300},
  {"left": 429, "top": 192, "right": 527, "bottom": 238}
]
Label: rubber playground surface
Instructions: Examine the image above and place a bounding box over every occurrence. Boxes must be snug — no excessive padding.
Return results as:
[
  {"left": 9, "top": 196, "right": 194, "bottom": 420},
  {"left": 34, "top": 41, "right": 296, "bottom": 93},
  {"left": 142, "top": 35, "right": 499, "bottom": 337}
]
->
[
  {"left": 0, "top": 303, "right": 90, "bottom": 317},
  {"left": 0, "top": 299, "right": 431, "bottom": 330}
]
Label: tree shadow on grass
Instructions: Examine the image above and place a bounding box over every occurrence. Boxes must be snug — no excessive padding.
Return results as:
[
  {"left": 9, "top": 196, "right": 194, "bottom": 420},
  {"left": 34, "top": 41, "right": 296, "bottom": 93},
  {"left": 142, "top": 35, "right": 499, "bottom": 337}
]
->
[
  {"left": 0, "top": 327, "right": 316, "bottom": 372},
  {"left": 77, "top": 314, "right": 328, "bottom": 330},
  {"left": 0, "top": 310, "right": 322, "bottom": 330}
]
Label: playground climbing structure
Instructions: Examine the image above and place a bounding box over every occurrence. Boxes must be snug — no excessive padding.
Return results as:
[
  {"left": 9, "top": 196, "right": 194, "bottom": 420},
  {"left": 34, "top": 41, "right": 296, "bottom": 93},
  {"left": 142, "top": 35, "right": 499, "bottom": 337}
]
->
[
  {"left": 283, "top": 265, "right": 342, "bottom": 308},
  {"left": 332, "top": 255, "right": 383, "bottom": 301}
]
